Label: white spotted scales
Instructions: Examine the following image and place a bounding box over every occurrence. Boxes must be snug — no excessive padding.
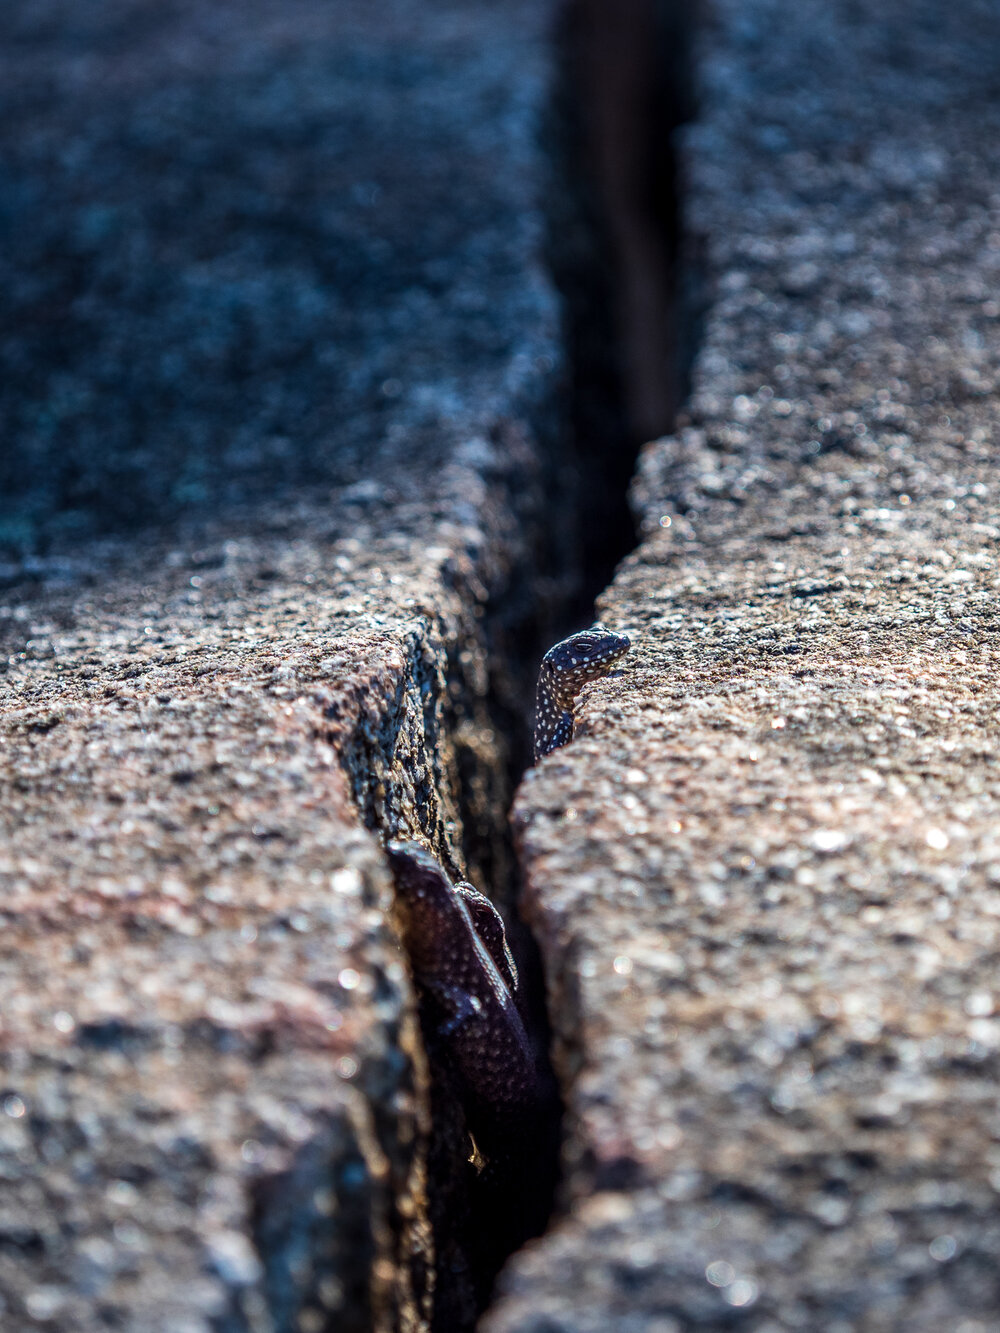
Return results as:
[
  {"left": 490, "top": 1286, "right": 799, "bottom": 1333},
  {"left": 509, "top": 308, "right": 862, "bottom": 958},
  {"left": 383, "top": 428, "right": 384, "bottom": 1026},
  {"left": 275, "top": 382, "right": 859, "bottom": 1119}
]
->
[{"left": 533, "top": 623, "right": 632, "bottom": 762}]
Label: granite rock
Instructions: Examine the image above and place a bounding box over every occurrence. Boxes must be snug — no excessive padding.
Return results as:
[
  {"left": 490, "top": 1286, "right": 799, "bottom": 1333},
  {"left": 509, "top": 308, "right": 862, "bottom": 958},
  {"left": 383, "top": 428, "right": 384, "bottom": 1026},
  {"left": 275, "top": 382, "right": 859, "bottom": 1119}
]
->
[
  {"left": 486, "top": 2, "right": 1000, "bottom": 1329},
  {"left": 0, "top": 0, "right": 569, "bottom": 1327}
]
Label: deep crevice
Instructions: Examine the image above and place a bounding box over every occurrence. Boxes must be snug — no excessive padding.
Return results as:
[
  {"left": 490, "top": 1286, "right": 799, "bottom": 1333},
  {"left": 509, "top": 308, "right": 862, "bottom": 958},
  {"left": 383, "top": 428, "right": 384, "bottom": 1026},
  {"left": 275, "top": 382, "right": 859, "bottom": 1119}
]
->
[
  {"left": 368, "top": 3, "right": 699, "bottom": 1326},
  {"left": 462, "top": 0, "right": 700, "bottom": 1322},
  {"left": 552, "top": 0, "right": 698, "bottom": 619}
]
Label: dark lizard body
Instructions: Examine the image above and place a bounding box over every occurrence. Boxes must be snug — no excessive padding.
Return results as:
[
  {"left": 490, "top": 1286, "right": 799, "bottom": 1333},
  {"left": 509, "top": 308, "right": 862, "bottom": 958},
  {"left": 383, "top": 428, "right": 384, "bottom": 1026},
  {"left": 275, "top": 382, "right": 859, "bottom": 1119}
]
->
[
  {"left": 385, "top": 840, "right": 543, "bottom": 1158},
  {"left": 386, "top": 628, "right": 632, "bottom": 1120},
  {"left": 386, "top": 841, "right": 560, "bottom": 1291},
  {"left": 383, "top": 628, "right": 631, "bottom": 1277},
  {"left": 533, "top": 622, "right": 632, "bottom": 762}
]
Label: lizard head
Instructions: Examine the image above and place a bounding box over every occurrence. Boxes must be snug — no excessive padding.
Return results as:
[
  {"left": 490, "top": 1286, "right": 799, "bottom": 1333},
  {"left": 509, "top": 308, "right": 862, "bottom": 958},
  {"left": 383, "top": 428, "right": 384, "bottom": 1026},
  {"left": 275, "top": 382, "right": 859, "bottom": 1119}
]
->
[{"left": 541, "top": 623, "right": 631, "bottom": 708}]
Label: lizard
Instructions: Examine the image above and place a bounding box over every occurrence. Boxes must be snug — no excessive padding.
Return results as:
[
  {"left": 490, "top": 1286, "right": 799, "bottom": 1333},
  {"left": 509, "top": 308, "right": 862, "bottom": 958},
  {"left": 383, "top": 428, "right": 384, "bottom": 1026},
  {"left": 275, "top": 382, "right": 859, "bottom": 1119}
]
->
[
  {"left": 384, "top": 839, "right": 543, "bottom": 1162},
  {"left": 533, "top": 622, "right": 632, "bottom": 762}
]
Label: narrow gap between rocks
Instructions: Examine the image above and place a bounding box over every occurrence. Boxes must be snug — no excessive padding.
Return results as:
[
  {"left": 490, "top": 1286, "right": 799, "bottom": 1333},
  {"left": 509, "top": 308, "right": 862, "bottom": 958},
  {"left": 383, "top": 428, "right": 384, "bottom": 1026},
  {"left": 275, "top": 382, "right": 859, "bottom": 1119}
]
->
[
  {"left": 556, "top": 0, "right": 697, "bottom": 620},
  {"left": 451, "top": 1, "right": 699, "bottom": 1325},
  {"left": 366, "top": 4, "right": 698, "bottom": 1327}
]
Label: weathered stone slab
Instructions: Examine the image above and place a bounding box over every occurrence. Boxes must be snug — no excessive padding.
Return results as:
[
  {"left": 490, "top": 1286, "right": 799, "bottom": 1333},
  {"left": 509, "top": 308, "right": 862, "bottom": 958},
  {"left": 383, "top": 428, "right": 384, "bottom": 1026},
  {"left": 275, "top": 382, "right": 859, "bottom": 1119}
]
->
[
  {"left": 0, "top": 0, "right": 561, "bottom": 551},
  {"left": 0, "top": 0, "right": 566, "bottom": 1328},
  {"left": 486, "top": 2, "right": 1000, "bottom": 1329}
]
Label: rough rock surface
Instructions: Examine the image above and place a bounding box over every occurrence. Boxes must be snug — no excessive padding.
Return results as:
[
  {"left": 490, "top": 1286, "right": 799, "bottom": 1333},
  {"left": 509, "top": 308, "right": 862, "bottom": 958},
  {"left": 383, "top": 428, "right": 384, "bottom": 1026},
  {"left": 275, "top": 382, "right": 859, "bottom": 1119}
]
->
[
  {"left": 485, "top": 2, "right": 1000, "bottom": 1330},
  {"left": 0, "top": 1, "right": 567, "bottom": 1329},
  {"left": 0, "top": 0, "right": 561, "bottom": 556}
]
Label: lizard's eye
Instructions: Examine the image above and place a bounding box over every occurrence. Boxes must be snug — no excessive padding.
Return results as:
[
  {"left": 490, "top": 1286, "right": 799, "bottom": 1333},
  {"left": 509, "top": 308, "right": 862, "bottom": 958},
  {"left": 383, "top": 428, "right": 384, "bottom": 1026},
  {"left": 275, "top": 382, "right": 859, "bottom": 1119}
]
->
[{"left": 565, "top": 626, "right": 631, "bottom": 665}]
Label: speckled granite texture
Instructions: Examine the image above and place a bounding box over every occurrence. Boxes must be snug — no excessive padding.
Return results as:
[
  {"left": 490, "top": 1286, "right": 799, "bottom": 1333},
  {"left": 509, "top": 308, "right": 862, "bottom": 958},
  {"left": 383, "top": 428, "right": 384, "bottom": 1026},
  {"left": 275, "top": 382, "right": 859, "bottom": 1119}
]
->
[
  {"left": 0, "top": 0, "right": 567, "bottom": 1329},
  {"left": 0, "top": 0, "right": 561, "bottom": 554},
  {"left": 485, "top": 2, "right": 1000, "bottom": 1330}
]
